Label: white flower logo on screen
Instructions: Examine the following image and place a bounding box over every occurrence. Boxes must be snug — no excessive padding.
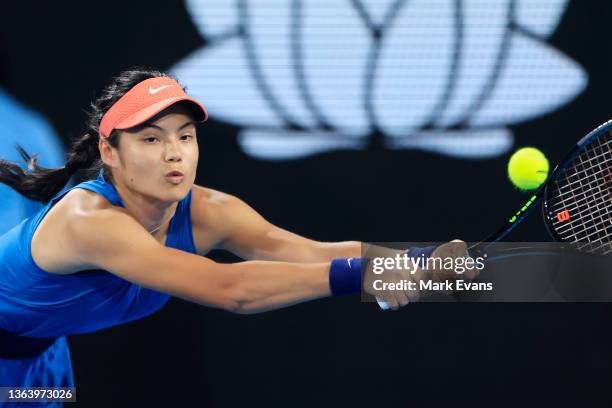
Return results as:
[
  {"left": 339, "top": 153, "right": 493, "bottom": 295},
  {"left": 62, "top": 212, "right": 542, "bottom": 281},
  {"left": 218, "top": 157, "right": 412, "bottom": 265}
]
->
[{"left": 173, "top": 0, "right": 586, "bottom": 160}]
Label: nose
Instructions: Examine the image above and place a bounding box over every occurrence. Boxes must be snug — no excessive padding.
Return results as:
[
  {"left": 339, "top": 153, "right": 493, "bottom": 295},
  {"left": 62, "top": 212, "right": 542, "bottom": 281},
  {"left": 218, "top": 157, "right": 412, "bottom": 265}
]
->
[{"left": 164, "top": 140, "right": 182, "bottom": 162}]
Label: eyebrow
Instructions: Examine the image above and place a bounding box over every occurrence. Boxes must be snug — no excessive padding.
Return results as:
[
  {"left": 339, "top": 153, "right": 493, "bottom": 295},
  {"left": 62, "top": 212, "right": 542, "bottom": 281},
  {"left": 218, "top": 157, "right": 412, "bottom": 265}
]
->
[{"left": 141, "top": 120, "right": 197, "bottom": 132}]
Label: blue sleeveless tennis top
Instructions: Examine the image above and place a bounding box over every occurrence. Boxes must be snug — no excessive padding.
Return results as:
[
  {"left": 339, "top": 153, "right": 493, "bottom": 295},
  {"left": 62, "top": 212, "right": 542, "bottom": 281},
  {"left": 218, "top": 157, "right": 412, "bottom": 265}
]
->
[{"left": 0, "top": 169, "right": 196, "bottom": 394}]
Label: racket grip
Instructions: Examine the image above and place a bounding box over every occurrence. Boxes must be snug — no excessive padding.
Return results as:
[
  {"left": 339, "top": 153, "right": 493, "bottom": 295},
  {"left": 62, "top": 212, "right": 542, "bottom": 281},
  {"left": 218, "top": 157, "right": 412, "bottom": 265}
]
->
[{"left": 376, "top": 297, "right": 390, "bottom": 310}]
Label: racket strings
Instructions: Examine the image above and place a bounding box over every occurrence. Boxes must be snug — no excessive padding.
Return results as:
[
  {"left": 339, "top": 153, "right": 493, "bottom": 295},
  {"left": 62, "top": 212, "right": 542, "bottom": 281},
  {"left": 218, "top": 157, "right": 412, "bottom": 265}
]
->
[
  {"left": 581, "top": 138, "right": 612, "bottom": 253},
  {"left": 550, "top": 176, "right": 611, "bottom": 221},
  {"left": 552, "top": 159, "right": 612, "bottom": 195},
  {"left": 552, "top": 149, "right": 610, "bottom": 228},
  {"left": 572, "top": 136, "right": 612, "bottom": 253},
  {"left": 552, "top": 164, "right": 612, "bottom": 224},
  {"left": 550, "top": 187, "right": 607, "bottom": 216},
  {"left": 554, "top": 193, "right": 610, "bottom": 236},
  {"left": 550, "top": 139, "right": 612, "bottom": 214},
  {"left": 548, "top": 130, "right": 612, "bottom": 254}
]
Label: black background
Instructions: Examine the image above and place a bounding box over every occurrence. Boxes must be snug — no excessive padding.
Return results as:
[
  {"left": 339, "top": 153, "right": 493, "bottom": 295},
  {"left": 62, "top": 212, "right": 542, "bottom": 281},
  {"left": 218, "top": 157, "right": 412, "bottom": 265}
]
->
[{"left": 2, "top": 1, "right": 612, "bottom": 406}]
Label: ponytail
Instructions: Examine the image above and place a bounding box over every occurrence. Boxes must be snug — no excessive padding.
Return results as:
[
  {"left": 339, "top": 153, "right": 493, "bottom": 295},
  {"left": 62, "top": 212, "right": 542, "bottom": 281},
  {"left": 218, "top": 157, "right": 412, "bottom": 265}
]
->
[{"left": 0, "top": 67, "right": 175, "bottom": 203}]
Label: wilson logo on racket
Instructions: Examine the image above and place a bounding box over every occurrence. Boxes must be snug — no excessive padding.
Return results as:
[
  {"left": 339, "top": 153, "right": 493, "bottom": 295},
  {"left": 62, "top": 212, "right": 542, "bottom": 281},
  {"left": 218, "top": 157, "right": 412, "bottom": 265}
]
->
[{"left": 556, "top": 209, "right": 570, "bottom": 223}]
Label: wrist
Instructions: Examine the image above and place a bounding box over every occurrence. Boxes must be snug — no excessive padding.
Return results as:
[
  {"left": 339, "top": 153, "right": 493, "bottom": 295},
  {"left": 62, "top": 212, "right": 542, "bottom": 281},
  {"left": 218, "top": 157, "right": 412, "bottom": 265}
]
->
[{"left": 406, "top": 245, "right": 436, "bottom": 260}]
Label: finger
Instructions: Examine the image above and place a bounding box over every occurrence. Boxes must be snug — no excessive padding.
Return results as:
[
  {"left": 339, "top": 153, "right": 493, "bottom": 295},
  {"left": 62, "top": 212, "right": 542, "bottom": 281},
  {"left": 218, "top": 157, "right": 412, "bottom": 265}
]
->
[
  {"left": 450, "top": 240, "right": 468, "bottom": 258},
  {"left": 378, "top": 290, "right": 398, "bottom": 311},
  {"left": 394, "top": 285, "right": 410, "bottom": 307},
  {"left": 404, "top": 281, "right": 420, "bottom": 302},
  {"left": 399, "top": 268, "right": 422, "bottom": 302},
  {"left": 434, "top": 240, "right": 467, "bottom": 258},
  {"left": 405, "top": 290, "right": 420, "bottom": 303},
  {"left": 385, "top": 294, "right": 400, "bottom": 311}
]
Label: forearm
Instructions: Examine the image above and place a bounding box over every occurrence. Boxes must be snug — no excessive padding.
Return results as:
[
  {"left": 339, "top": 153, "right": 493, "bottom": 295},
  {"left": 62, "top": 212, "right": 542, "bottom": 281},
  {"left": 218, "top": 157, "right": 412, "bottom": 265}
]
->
[
  {"left": 250, "top": 239, "right": 362, "bottom": 263},
  {"left": 223, "top": 261, "right": 331, "bottom": 314},
  {"left": 310, "top": 240, "right": 362, "bottom": 262},
  {"left": 277, "top": 240, "right": 405, "bottom": 264}
]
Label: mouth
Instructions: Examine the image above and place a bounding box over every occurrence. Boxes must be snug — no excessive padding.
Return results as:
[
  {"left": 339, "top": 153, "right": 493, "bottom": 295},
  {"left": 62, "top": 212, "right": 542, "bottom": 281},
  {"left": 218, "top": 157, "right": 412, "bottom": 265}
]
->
[{"left": 164, "top": 171, "right": 185, "bottom": 184}]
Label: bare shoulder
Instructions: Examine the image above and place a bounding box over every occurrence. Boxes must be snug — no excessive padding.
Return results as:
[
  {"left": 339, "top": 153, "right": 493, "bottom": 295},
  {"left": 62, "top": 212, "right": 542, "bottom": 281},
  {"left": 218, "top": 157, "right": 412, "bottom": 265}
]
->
[
  {"left": 63, "top": 187, "right": 118, "bottom": 212},
  {"left": 189, "top": 184, "right": 246, "bottom": 253},
  {"left": 45, "top": 187, "right": 129, "bottom": 225},
  {"left": 31, "top": 187, "right": 133, "bottom": 275},
  {"left": 190, "top": 184, "right": 241, "bottom": 225}
]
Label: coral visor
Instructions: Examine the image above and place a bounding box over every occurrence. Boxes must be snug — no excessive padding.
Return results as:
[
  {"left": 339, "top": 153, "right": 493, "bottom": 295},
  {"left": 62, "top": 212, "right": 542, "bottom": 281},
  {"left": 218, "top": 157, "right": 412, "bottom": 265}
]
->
[{"left": 99, "top": 77, "right": 208, "bottom": 138}]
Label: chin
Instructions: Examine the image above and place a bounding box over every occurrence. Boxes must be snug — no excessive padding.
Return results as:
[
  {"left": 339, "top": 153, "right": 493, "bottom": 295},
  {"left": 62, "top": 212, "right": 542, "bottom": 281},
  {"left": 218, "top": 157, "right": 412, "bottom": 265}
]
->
[{"left": 161, "top": 185, "right": 191, "bottom": 202}]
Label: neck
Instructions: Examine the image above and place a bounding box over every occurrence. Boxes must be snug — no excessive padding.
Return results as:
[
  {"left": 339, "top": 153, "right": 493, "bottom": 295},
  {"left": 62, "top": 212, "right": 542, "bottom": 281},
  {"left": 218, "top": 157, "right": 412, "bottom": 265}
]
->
[{"left": 111, "top": 181, "right": 178, "bottom": 235}]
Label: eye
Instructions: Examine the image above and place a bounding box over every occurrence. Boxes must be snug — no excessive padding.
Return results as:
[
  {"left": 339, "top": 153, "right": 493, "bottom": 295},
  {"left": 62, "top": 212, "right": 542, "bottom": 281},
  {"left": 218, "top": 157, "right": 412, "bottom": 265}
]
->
[
  {"left": 180, "top": 134, "right": 194, "bottom": 141},
  {"left": 143, "top": 137, "right": 159, "bottom": 144}
]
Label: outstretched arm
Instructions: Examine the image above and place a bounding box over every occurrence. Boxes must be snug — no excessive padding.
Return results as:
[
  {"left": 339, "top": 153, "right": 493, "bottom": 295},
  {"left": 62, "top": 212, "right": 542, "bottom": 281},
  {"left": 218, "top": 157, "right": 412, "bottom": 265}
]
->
[
  {"left": 206, "top": 191, "right": 362, "bottom": 262},
  {"left": 198, "top": 191, "right": 477, "bottom": 310},
  {"left": 67, "top": 207, "right": 333, "bottom": 314}
]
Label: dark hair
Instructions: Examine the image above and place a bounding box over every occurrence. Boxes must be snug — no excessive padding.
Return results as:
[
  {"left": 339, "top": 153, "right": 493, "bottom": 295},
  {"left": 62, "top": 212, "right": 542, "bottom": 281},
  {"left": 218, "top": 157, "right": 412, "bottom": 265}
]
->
[{"left": 0, "top": 68, "right": 179, "bottom": 203}]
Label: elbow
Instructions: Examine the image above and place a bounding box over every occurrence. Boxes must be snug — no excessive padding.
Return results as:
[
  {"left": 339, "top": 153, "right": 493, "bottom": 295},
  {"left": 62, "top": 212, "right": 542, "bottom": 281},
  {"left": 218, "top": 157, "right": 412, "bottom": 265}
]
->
[
  {"left": 227, "top": 304, "right": 259, "bottom": 315},
  {"left": 213, "top": 287, "right": 247, "bottom": 314},
  {"left": 217, "top": 295, "right": 259, "bottom": 315},
  {"left": 211, "top": 263, "right": 285, "bottom": 315},
  {"left": 214, "top": 273, "right": 259, "bottom": 315},
  {"left": 217, "top": 297, "right": 243, "bottom": 314},
  {"left": 217, "top": 295, "right": 254, "bottom": 314},
  {"left": 220, "top": 289, "right": 263, "bottom": 315}
]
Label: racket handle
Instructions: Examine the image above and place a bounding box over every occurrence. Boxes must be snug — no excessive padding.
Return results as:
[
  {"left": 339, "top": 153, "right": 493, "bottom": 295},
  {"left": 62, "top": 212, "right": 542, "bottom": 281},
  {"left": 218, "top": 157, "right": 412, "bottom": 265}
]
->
[{"left": 376, "top": 297, "right": 390, "bottom": 310}]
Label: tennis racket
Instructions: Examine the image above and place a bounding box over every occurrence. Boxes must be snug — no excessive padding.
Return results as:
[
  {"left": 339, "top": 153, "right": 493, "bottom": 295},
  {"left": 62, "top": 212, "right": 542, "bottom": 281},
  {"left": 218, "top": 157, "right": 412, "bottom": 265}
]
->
[
  {"left": 471, "top": 118, "right": 612, "bottom": 256},
  {"left": 377, "top": 119, "right": 612, "bottom": 309}
]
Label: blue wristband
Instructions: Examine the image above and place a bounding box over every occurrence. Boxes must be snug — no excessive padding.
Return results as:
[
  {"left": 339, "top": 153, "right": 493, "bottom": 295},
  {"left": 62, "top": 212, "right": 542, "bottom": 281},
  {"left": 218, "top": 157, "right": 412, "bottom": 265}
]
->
[
  {"left": 406, "top": 245, "right": 436, "bottom": 270},
  {"left": 406, "top": 245, "right": 436, "bottom": 259},
  {"left": 329, "top": 258, "right": 367, "bottom": 296}
]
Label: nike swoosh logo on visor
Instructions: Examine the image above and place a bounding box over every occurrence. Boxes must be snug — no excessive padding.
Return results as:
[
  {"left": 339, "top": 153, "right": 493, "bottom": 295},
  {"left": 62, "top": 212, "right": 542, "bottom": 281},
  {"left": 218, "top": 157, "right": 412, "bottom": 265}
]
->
[{"left": 149, "top": 85, "right": 174, "bottom": 94}]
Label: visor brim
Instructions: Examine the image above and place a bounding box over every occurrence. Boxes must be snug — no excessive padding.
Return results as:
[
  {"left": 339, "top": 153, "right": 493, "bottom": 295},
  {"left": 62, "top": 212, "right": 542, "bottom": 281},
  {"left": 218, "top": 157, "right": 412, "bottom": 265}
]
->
[{"left": 114, "top": 97, "right": 208, "bottom": 131}]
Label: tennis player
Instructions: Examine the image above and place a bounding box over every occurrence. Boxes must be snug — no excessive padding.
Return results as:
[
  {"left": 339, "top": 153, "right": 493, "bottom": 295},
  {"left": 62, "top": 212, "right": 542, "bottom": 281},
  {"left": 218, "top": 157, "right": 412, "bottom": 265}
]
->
[{"left": 0, "top": 69, "right": 471, "bottom": 401}]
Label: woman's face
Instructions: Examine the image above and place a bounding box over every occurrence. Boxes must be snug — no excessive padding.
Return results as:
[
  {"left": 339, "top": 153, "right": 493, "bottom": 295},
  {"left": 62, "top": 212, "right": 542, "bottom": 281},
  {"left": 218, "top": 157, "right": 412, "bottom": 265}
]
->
[{"left": 103, "top": 104, "right": 199, "bottom": 203}]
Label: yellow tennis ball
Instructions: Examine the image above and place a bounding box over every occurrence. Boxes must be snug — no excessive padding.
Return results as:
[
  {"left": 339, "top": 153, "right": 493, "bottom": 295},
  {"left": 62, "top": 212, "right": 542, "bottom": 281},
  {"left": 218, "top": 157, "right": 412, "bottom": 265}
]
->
[{"left": 507, "top": 147, "right": 549, "bottom": 191}]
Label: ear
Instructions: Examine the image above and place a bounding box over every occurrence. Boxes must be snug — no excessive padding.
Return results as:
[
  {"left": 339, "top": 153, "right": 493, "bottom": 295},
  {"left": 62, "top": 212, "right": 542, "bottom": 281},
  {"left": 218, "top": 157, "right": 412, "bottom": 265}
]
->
[{"left": 98, "top": 137, "right": 119, "bottom": 168}]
